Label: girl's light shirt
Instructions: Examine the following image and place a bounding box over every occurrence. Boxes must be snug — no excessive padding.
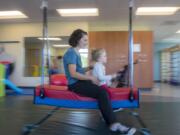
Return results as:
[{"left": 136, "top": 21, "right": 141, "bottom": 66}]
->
[{"left": 92, "top": 62, "right": 112, "bottom": 86}]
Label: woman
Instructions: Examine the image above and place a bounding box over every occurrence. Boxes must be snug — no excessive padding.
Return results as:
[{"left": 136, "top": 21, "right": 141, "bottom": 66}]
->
[{"left": 63, "top": 29, "right": 136, "bottom": 134}]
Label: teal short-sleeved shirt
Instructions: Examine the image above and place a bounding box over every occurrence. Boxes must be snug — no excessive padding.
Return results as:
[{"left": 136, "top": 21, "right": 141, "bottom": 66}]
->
[{"left": 63, "top": 48, "right": 85, "bottom": 85}]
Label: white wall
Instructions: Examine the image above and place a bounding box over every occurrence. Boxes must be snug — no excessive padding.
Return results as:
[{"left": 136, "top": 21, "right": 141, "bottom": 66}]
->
[
  {"left": 0, "top": 22, "right": 88, "bottom": 86},
  {"left": 88, "top": 21, "right": 151, "bottom": 31}
]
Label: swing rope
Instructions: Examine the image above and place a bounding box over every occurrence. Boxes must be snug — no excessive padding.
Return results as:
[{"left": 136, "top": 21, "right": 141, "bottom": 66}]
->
[
  {"left": 40, "top": 0, "right": 50, "bottom": 98},
  {"left": 128, "top": 0, "right": 135, "bottom": 102}
]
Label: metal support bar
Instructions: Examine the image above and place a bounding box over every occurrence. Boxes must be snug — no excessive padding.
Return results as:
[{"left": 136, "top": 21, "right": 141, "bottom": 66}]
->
[
  {"left": 128, "top": 0, "right": 135, "bottom": 101},
  {"left": 39, "top": 0, "right": 51, "bottom": 98},
  {"left": 40, "top": 0, "right": 51, "bottom": 85},
  {"left": 130, "top": 111, "right": 151, "bottom": 135},
  {"left": 128, "top": 0, "right": 134, "bottom": 88},
  {"left": 22, "top": 107, "right": 59, "bottom": 135}
]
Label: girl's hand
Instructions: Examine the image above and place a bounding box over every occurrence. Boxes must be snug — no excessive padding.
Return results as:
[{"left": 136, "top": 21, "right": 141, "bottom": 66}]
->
[{"left": 111, "top": 73, "right": 117, "bottom": 79}]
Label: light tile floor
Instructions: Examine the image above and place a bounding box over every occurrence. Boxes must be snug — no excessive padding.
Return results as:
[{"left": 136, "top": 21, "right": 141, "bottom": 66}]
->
[
  {"left": 141, "top": 83, "right": 180, "bottom": 102},
  {"left": 143, "top": 83, "right": 180, "bottom": 97}
]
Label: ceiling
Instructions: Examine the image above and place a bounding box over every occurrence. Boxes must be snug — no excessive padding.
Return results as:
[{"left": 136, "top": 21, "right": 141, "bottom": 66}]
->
[{"left": 0, "top": 0, "right": 180, "bottom": 43}]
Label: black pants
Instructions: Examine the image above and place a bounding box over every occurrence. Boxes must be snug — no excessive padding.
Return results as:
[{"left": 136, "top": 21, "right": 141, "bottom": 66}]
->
[{"left": 68, "top": 80, "right": 116, "bottom": 125}]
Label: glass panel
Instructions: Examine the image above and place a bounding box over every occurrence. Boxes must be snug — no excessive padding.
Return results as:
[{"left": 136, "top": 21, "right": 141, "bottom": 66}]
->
[{"left": 24, "top": 36, "right": 69, "bottom": 77}]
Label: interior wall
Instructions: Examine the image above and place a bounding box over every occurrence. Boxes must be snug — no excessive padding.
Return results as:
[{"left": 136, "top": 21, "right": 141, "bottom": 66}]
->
[
  {"left": 0, "top": 22, "right": 88, "bottom": 86},
  {"left": 88, "top": 21, "right": 151, "bottom": 31},
  {"left": 0, "top": 21, "right": 164, "bottom": 87}
]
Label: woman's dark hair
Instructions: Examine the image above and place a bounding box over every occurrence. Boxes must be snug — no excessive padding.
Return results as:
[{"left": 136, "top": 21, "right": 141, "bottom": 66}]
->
[{"left": 69, "top": 29, "right": 87, "bottom": 47}]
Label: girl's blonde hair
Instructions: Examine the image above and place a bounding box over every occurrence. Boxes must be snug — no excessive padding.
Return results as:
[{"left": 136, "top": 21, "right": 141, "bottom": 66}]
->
[{"left": 91, "top": 48, "right": 106, "bottom": 62}]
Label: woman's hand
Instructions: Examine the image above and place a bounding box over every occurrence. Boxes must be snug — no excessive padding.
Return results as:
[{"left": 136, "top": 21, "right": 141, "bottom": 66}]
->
[
  {"left": 89, "top": 76, "right": 99, "bottom": 85},
  {"left": 83, "top": 66, "right": 94, "bottom": 72}
]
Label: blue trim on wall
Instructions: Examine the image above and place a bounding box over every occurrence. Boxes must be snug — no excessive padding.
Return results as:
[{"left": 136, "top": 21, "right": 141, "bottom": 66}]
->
[{"left": 34, "top": 97, "right": 139, "bottom": 109}]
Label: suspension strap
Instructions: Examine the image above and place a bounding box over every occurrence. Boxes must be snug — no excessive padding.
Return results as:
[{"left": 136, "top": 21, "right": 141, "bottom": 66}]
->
[
  {"left": 40, "top": 0, "right": 50, "bottom": 98},
  {"left": 128, "top": 0, "right": 135, "bottom": 102}
]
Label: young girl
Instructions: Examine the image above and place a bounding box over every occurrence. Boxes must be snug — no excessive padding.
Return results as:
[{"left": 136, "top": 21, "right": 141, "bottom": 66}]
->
[
  {"left": 91, "top": 48, "right": 117, "bottom": 88},
  {"left": 63, "top": 29, "right": 136, "bottom": 134}
]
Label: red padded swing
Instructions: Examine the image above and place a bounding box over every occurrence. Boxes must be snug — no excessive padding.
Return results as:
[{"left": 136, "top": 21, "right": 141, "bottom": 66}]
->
[{"left": 34, "top": 74, "right": 139, "bottom": 109}]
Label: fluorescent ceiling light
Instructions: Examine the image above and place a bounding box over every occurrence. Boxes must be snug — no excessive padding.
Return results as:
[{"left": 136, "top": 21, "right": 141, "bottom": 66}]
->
[
  {"left": 136, "top": 7, "right": 179, "bottom": 15},
  {"left": 176, "top": 30, "right": 180, "bottom": 33},
  {"left": 38, "top": 37, "right": 61, "bottom": 41},
  {"left": 56, "top": 8, "right": 99, "bottom": 16},
  {"left": 0, "top": 11, "right": 27, "bottom": 19},
  {"left": 53, "top": 44, "right": 70, "bottom": 47}
]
